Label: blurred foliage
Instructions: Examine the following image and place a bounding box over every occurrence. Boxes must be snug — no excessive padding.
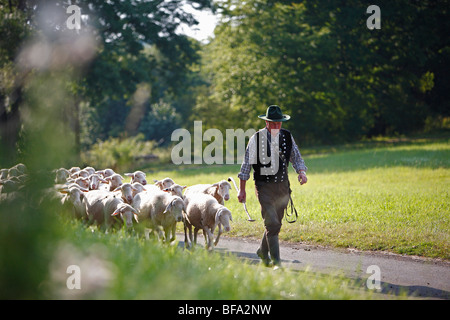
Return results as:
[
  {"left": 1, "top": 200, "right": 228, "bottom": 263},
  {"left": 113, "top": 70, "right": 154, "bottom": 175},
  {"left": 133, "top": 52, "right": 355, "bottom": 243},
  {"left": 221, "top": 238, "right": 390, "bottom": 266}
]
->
[
  {"left": 139, "top": 99, "right": 182, "bottom": 146},
  {"left": 0, "top": 0, "right": 213, "bottom": 164},
  {"left": 0, "top": 0, "right": 213, "bottom": 299},
  {"left": 81, "top": 133, "right": 157, "bottom": 172}
]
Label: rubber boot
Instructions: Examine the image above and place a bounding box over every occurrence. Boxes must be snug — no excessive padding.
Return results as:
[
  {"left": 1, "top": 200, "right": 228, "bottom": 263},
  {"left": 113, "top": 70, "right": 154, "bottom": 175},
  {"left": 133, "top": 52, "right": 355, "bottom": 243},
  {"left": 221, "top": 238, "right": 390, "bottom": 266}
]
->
[
  {"left": 256, "top": 232, "right": 271, "bottom": 267},
  {"left": 267, "top": 235, "right": 281, "bottom": 268}
]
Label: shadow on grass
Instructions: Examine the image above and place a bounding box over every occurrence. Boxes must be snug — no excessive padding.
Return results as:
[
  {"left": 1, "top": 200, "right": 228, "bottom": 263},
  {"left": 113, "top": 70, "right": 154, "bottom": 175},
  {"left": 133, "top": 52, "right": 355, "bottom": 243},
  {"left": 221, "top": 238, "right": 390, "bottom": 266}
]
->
[
  {"left": 143, "top": 139, "right": 449, "bottom": 177},
  {"left": 177, "top": 240, "right": 450, "bottom": 300}
]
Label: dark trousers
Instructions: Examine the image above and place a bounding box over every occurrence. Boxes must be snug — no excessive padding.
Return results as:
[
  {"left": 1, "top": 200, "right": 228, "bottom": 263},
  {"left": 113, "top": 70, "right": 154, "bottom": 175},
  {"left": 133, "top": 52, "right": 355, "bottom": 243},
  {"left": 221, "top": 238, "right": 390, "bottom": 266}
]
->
[{"left": 255, "top": 180, "right": 290, "bottom": 264}]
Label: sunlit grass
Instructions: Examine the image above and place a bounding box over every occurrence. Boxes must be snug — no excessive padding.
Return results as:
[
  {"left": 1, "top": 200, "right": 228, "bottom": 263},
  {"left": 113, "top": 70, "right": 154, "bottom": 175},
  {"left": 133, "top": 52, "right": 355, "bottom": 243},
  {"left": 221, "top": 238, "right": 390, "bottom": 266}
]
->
[
  {"left": 46, "top": 219, "right": 377, "bottom": 299},
  {"left": 164, "top": 138, "right": 449, "bottom": 259}
]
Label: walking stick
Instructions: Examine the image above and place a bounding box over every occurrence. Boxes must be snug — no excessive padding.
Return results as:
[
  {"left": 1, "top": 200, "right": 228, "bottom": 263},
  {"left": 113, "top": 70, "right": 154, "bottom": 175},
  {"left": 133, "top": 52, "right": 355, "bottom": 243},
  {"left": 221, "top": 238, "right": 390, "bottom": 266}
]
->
[{"left": 228, "top": 177, "right": 256, "bottom": 222}]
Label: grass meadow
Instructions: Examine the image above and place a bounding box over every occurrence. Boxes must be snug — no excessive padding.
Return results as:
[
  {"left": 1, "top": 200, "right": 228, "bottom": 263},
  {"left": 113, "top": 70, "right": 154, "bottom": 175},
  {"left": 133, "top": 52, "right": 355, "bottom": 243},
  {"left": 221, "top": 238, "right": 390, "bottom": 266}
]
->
[
  {"left": 162, "top": 137, "right": 449, "bottom": 260},
  {"left": 1, "top": 137, "right": 447, "bottom": 299}
]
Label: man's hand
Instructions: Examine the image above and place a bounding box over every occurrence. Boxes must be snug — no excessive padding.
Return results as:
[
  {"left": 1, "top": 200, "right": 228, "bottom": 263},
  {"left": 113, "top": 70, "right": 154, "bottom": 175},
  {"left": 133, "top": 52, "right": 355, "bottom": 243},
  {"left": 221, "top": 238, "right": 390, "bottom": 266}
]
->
[
  {"left": 238, "top": 190, "right": 246, "bottom": 203},
  {"left": 298, "top": 172, "right": 307, "bottom": 185},
  {"left": 238, "top": 178, "right": 247, "bottom": 203}
]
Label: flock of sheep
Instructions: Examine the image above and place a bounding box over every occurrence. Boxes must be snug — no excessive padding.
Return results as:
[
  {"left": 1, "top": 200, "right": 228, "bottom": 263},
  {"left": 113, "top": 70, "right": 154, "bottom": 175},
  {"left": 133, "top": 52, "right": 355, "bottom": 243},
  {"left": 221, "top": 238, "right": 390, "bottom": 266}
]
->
[{"left": 0, "top": 163, "right": 234, "bottom": 250}]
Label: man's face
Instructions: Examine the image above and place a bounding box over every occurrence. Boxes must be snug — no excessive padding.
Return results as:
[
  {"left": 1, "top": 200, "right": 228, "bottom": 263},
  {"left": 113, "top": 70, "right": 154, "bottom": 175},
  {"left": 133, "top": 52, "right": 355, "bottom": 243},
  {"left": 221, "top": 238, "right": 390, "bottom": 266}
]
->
[{"left": 266, "top": 121, "right": 282, "bottom": 135}]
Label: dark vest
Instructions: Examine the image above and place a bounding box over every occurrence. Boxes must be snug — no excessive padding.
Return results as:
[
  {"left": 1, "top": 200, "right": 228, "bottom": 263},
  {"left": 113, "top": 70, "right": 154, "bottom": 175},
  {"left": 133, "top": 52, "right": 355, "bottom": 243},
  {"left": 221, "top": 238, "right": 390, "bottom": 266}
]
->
[{"left": 253, "top": 128, "right": 292, "bottom": 183}]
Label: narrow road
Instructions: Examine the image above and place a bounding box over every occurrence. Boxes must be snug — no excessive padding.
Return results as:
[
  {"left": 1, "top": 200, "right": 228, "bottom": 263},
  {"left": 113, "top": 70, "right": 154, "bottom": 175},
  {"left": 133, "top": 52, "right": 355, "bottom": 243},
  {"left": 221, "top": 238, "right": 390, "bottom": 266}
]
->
[{"left": 176, "top": 234, "right": 450, "bottom": 299}]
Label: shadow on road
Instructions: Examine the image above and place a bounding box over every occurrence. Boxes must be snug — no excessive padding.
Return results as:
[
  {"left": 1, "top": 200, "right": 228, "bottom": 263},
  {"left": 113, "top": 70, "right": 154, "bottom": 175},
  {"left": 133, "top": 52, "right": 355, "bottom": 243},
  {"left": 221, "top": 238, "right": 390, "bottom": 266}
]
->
[{"left": 177, "top": 239, "right": 450, "bottom": 300}]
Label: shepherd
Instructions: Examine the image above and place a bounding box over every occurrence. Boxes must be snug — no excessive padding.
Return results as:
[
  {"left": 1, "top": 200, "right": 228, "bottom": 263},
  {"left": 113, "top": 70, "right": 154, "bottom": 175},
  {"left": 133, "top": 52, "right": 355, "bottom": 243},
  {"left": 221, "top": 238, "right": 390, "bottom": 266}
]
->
[{"left": 237, "top": 105, "right": 308, "bottom": 268}]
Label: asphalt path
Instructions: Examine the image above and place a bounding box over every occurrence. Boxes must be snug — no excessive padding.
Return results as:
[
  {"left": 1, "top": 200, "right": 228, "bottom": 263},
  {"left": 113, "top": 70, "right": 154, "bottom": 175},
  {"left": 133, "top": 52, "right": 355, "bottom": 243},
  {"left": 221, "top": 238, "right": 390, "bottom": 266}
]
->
[{"left": 176, "top": 234, "right": 450, "bottom": 299}]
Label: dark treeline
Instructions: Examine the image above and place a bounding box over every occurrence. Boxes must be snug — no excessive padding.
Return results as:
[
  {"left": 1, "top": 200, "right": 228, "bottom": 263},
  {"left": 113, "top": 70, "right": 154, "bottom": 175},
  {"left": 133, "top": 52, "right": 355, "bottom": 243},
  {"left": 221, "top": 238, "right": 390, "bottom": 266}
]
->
[
  {"left": 200, "top": 0, "right": 450, "bottom": 144},
  {"left": 1, "top": 0, "right": 449, "bottom": 166}
]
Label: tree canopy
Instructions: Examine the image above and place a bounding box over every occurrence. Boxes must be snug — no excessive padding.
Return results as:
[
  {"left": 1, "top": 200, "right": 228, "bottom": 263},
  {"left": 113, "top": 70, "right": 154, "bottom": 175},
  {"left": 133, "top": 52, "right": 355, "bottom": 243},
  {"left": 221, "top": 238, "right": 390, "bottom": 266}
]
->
[
  {"left": 1, "top": 0, "right": 449, "bottom": 166},
  {"left": 197, "top": 0, "right": 450, "bottom": 144}
]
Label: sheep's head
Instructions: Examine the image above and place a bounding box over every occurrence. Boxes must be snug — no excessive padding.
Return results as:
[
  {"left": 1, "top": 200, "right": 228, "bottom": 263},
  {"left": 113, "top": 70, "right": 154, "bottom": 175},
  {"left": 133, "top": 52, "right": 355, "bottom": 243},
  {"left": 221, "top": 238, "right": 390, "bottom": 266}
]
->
[
  {"left": 163, "top": 184, "right": 186, "bottom": 198},
  {"left": 214, "top": 180, "right": 231, "bottom": 201},
  {"left": 164, "top": 197, "right": 184, "bottom": 222},
  {"left": 106, "top": 173, "right": 124, "bottom": 189},
  {"left": 88, "top": 173, "right": 107, "bottom": 190},
  {"left": 215, "top": 208, "right": 232, "bottom": 232},
  {"left": 113, "top": 183, "right": 137, "bottom": 204},
  {"left": 131, "top": 182, "right": 146, "bottom": 196},
  {"left": 75, "top": 177, "right": 90, "bottom": 189},
  {"left": 68, "top": 187, "right": 85, "bottom": 205},
  {"left": 112, "top": 203, "right": 139, "bottom": 228},
  {"left": 54, "top": 168, "right": 70, "bottom": 184},
  {"left": 154, "top": 177, "right": 175, "bottom": 190},
  {"left": 125, "top": 171, "right": 147, "bottom": 185}
]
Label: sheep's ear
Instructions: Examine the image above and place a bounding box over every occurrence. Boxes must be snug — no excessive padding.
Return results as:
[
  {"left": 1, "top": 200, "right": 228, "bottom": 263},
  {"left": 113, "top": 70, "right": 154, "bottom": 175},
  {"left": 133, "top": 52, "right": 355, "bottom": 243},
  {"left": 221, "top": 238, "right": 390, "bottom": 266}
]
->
[
  {"left": 211, "top": 182, "right": 219, "bottom": 187},
  {"left": 130, "top": 207, "right": 139, "bottom": 215},
  {"left": 59, "top": 189, "right": 69, "bottom": 194},
  {"left": 154, "top": 181, "right": 163, "bottom": 188},
  {"left": 163, "top": 202, "right": 173, "bottom": 214},
  {"left": 111, "top": 208, "right": 121, "bottom": 216},
  {"left": 182, "top": 185, "right": 187, "bottom": 190},
  {"left": 215, "top": 208, "right": 223, "bottom": 225},
  {"left": 112, "top": 186, "right": 121, "bottom": 192},
  {"left": 124, "top": 173, "right": 133, "bottom": 177},
  {"left": 162, "top": 187, "right": 171, "bottom": 193}
]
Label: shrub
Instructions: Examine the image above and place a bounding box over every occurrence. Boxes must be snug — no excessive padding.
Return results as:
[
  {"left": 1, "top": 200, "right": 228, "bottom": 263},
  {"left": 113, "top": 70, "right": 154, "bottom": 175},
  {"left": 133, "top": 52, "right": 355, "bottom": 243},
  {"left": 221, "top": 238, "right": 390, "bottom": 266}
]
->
[{"left": 81, "top": 134, "right": 156, "bottom": 172}]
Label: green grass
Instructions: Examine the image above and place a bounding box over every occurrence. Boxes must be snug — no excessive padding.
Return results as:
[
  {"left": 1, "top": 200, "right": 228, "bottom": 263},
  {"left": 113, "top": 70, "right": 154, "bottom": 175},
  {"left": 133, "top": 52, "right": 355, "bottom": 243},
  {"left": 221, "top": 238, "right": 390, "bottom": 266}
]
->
[
  {"left": 44, "top": 220, "right": 377, "bottom": 299},
  {"left": 155, "top": 137, "right": 449, "bottom": 260},
  {"left": 3, "top": 137, "right": 445, "bottom": 299}
]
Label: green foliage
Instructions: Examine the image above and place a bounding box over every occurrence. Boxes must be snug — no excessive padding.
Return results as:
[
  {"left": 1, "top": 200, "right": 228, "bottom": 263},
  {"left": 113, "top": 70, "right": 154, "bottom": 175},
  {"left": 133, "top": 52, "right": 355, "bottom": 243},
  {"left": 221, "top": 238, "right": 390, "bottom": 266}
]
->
[
  {"left": 197, "top": 0, "right": 450, "bottom": 144},
  {"left": 139, "top": 99, "right": 181, "bottom": 146},
  {"left": 81, "top": 134, "right": 156, "bottom": 172},
  {"left": 44, "top": 220, "right": 375, "bottom": 299}
]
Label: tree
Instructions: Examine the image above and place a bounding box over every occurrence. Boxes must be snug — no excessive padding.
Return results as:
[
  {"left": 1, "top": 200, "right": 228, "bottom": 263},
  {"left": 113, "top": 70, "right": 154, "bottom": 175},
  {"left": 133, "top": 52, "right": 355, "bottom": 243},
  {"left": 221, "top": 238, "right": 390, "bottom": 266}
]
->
[
  {"left": 198, "top": 0, "right": 450, "bottom": 144},
  {"left": 0, "top": 0, "right": 214, "bottom": 162},
  {"left": 139, "top": 99, "right": 181, "bottom": 145}
]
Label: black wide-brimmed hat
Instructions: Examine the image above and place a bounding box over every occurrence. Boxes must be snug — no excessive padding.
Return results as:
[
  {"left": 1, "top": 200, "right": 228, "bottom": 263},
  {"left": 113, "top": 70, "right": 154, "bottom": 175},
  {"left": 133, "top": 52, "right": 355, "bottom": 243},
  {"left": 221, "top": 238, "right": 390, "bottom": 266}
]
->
[{"left": 258, "top": 105, "right": 290, "bottom": 122}]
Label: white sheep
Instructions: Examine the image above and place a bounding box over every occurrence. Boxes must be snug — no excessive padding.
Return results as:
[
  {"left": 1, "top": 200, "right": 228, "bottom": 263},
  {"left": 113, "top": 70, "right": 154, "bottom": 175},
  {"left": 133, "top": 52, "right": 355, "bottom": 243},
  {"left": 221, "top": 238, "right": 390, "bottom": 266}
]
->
[
  {"left": 125, "top": 170, "right": 147, "bottom": 185},
  {"left": 0, "top": 168, "right": 9, "bottom": 180},
  {"left": 83, "top": 190, "right": 138, "bottom": 229},
  {"left": 184, "top": 193, "right": 232, "bottom": 250},
  {"left": 95, "top": 168, "right": 115, "bottom": 178},
  {"left": 83, "top": 166, "right": 96, "bottom": 176},
  {"left": 69, "top": 166, "right": 81, "bottom": 174},
  {"left": 184, "top": 180, "right": 231, "bottom": 205},
  {"left": 6, "top": 163, "right": 27, "bottom": 179},
  {"left": 131, "top": 182, "right": 147, "bottom": 196},
  {"left": 105, "top": 173, "right": 124, "bottom": 191},
  {"left": 163, "top": 184, "right": 186, "bottom": 198},
  {"left": 153, "top": 177, "right": 175, "bottom": 190},
  {"left": 54, "top": 168, "right": 70, "bottom": 184},
  {"left": 71, "top": 169, "right": 90, "bottom": 179},
  {"left": 88, "top": 173, "right": 107, "bottom": 190},
  {"left": 60, "top": 186, "right": 88, "bottom": 219},
  {"left": 66, "top": 176, "right": 90, "bottom": 190},
  {"left": 113, "top": 182, "right": 143, "bottom": 205},
  {"left": 56, "top": 182, "right": 89, "bottom": 193},
  {"left": 0, "top": 179, "right": 22, "bottom": 193},
  {"left": 132, "top": 189, "right": 184, "bottom": 242}
]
